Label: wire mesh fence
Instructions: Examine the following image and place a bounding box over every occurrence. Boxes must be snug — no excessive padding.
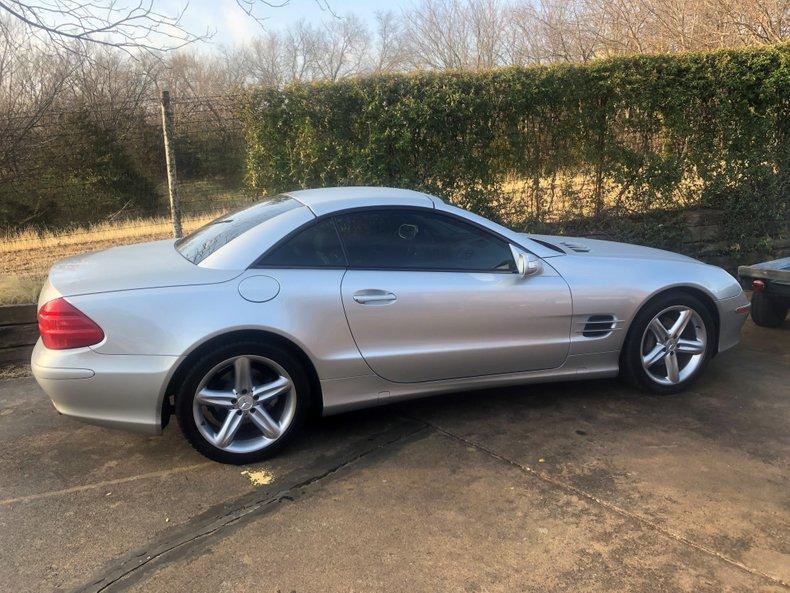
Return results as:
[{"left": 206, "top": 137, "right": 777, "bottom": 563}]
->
[{"left": 0, "top": 94, "right": 256, "bottom": 248}]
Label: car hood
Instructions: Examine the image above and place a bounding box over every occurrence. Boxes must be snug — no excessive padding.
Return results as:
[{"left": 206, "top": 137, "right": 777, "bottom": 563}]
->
[
  {"left": 523, "top": 234, "right": 700, "bottom": 264},
  {"left": 46, "top": 239, "right": 242, "bottom": 298}
]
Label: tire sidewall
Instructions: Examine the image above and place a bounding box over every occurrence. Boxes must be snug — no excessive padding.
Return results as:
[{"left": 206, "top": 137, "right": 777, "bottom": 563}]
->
[
  {"left": 176, "top": 341, "right": 311, "bottom": 464},
  {"left": 622, "top": 293, "right": 715, "bottom": 395},
  {"left": 751, "top": 291, "right": 787, "bottom": 328}
]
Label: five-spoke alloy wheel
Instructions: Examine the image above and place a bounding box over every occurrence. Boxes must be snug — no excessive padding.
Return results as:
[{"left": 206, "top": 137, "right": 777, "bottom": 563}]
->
[
  {"left": 176, "top": 342, "right": 310, "bottom": 464},
  {"left": 622, "top": 292, "right": 714, "bottom": 394},
  {"left": 640, "top": 306, "right": 707, "bottom": 386}
]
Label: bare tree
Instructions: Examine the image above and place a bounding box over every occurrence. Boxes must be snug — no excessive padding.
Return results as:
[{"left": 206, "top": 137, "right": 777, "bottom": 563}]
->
[
  {"left": 533, "top": 0, "right": 600, "bottom": 62},
  {"left": 281, "top": 20, "right": 321, "bottom": 83},
  {"left": 403, "top": 0, "right": 474, "bottom": 69},
  {"left": 312, "top": 14, "right": 370, "bottom": 81},
  {"left": 235, "top": 0, "right": 337, "bottom": 27},
  {"left": 370, "top": 11, "right": 408, "bottom": 73},
  {"left": 403, "top": 0, "right": 519, "bottom": 70},
  {"left": 66, "top": 45, "right": 160, "bottom": 126},
  {"left": 466, "top": 0, "right": 510, "bottom": 68},
  {"left": 525, "top": 0, "right": 788, "bottom": 61},
  {"left": 699, "top": 0, "right": 788, "bottom": 45},
  {"left": 0, "top": 18, "right": 72, "bottom": 166},
  {"left": 505, "top": 4, "right": 548, "bottom": 65},
  {"left": 246, "top": 32, "right": 289, "bottom": 87},
  {"left": 578, "top": 0, "right": 650, "bottom": 55},
  {"left": 0, "top": 0, "right": 209, "bottom": 57}
]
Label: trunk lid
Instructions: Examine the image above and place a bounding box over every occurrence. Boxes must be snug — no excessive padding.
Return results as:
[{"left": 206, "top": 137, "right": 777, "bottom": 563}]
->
[{"left": 46, "top": 239, "right": 242, "bottom": 298}]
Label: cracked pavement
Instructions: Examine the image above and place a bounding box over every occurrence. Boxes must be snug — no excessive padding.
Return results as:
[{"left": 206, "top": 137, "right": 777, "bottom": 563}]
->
[{"left": 0, "top": 320, "right": 788, "bottom": 592}]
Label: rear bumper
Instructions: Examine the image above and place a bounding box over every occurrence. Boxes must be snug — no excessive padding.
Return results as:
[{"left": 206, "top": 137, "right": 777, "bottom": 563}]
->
[
  {"left": 716, "top": 293, "right": 750, "bottom": 354},
  {"left": 31, "top": 340, "right": 179, "bottom": 435}
]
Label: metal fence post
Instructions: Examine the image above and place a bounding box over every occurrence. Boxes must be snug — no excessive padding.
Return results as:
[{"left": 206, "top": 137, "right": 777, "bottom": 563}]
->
[{"left": 160, "top": 89, "right": 183, "bottom": 238}]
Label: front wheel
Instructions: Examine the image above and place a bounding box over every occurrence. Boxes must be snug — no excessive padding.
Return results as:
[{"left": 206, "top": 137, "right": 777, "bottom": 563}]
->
[
  {"left": 176, "top": 341, "right": 310, "bottom": 464},
  {"left": 621, "top": 293, "right": 714, "bottom": 395}
]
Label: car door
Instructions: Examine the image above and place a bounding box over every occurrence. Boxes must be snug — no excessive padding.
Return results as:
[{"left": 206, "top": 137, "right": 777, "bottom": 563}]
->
[{"left": 335, "top": 207, "right": 572, "bottom": 383}]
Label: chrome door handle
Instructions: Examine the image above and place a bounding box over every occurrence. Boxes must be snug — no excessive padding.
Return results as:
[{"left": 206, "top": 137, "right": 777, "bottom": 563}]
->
[{"left": 352, "top": 291, "right": 397, "bottom": 304}]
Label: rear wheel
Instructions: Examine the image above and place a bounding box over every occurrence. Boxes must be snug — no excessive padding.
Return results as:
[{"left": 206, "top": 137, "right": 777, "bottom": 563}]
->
[
  {"left": 621, "top": 293, "right": 714, "bottom": 394},
  {"left": 750, "top": 291, "right": 787, "bottom": 328},
  {"left": 176, "top": 341, "right": 310, "bottom": 464}
]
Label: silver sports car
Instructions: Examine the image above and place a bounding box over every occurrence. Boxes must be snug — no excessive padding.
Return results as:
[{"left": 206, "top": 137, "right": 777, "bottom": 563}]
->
[{"left": 32, "top": 187, "right": 751, "bottom": 463}]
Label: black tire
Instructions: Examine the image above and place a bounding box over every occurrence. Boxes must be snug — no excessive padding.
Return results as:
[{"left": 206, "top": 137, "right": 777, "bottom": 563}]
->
[
  {"left": 175, "top": 341, "right": 311, "bottom": 464},
  {"left": 620, "top": 292, "right": 715, "bottom": 395},
  {"left": 750, "top": 291, "right": 787, "bottom": 328}
]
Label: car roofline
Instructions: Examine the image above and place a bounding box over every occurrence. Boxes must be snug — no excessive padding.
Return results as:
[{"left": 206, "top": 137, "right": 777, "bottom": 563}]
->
[{"left": 283, "top": 186, "right": 439, "bottom": 217}]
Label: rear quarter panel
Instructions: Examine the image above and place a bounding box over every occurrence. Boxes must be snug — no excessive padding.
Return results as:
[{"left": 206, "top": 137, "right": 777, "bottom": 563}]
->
[{"left": 70, "top": 269, "right": 369, "bottom": 380}]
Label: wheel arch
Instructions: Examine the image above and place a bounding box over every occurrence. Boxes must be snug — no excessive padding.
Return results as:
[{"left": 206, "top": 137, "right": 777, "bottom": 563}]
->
[
  {"left": 160, "top": 329, "right": 324, "bottom": 429},
  {"left": 621, "top": 285, "right": 721, "bottom": 362}
]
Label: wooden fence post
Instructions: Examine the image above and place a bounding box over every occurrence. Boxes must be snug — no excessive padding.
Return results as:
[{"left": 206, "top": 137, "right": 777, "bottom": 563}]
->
[{"left": 160, "top": 90, "right": 183, "bottom": 238}]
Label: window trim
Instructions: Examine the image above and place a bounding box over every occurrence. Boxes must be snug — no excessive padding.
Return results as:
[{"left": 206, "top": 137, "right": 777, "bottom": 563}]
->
[
  {"left": 250, "top": 216, "right": 348, "bottom": 270},
  {"left": 251, "top": 205, "right": 520, "bottom": 274}
]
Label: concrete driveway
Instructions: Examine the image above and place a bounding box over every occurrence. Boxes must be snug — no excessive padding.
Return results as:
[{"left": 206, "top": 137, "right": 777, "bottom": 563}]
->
[{"left": 1, "top": 320, "right": 788, "bottom": 593}]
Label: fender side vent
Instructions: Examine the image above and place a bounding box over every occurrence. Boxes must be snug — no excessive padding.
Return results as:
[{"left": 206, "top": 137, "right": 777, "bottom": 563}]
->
[{"left": 583, "top": 315, "right": 616, "bottom": 337}]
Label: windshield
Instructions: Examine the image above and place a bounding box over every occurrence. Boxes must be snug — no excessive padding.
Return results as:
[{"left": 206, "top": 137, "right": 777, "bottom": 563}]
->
[{"left": 176, "top": 195, "right": 300, "bottom": 264}]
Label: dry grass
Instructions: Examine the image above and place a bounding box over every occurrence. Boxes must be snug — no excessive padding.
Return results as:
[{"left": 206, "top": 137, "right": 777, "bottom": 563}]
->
[
  {"left": 0, "top": 275, "right": 44, "bottom": 305},
  {"left": 0, "top": 211, "right": 221, "bottom": 254},
  {"left": 0, "top": 210, "right": 228, "bottom": 306}
]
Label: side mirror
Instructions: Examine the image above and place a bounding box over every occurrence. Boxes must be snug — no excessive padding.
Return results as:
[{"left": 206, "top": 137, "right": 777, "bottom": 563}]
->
[{"left": 510, "top": 245, "right": 542, "bottom": 277}]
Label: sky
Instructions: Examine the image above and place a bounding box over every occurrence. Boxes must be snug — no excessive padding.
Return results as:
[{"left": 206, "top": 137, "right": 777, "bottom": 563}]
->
[{"left": 166, "top": 0, "right": 405, "bottom": 49}]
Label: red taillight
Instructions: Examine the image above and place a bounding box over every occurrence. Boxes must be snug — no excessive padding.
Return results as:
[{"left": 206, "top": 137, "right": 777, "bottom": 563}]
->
[
  {"left": 752, "top": 279, "right": 765, "bottom": 293},
  {"left": 38, "top": 298, "right": 104, "bottom": 350}
]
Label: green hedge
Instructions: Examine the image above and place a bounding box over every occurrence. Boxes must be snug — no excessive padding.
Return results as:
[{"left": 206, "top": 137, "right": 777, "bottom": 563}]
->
[{"left": 243, "top": 44, "right": 789, "bottom": 257}]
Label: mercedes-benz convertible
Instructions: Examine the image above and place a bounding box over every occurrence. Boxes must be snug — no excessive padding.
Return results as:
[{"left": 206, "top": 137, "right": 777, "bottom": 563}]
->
[{"left": 32, "top": 187, "right": 750, "bottom": 463}]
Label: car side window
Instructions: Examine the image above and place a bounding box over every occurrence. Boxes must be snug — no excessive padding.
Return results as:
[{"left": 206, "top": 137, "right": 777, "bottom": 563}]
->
[
  {"left": 333, "top": 209, "right": 516, "bottom": 272},
  {"left": 259, "top": 218, "right": 346, "bottom": 267}
]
